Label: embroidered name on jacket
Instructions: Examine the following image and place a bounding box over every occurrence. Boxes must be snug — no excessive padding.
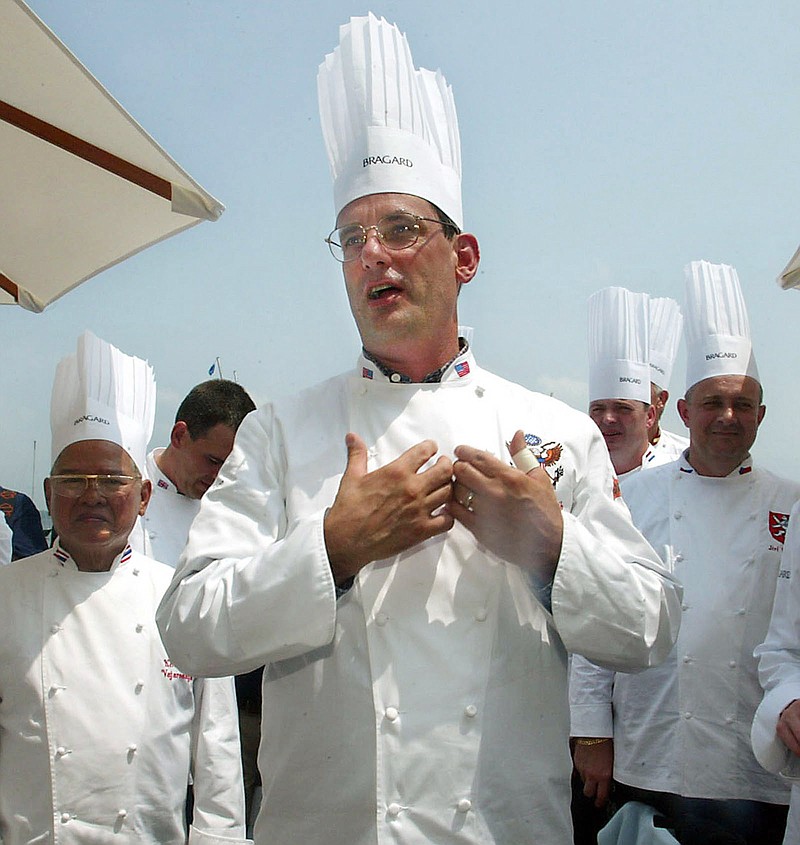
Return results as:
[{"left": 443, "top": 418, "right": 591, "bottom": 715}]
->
[{"left": 162, "top": 658, "right": 193, "bottom": 682}]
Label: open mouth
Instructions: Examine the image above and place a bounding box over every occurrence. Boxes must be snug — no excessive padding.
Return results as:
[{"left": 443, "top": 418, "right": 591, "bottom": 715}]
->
[{"left": 368, "top": 283, "right": 401, "bottom": 301}]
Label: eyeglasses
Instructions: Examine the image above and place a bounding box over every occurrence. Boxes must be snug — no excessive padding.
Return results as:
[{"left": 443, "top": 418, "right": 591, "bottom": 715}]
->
[
  {"left": 325, "top": 212, "right": 444, "bottom": 263},
  {"left": 49, "top": 474, "right": 140, "bottom": 498}
]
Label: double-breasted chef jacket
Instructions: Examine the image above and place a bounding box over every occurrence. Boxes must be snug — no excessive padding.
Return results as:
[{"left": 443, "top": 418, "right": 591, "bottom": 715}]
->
[
  {"left": 571, "top": 452, "right": 800, "bottom": 804},
  {"left": 753, "top": 499, "right": 800, "bottom": 842},
  {"left": 0, "top": 543, "right": 248, "bottom": 845},
  {"left": 158, "top": 349, "right": 682, "bottom": 845}
]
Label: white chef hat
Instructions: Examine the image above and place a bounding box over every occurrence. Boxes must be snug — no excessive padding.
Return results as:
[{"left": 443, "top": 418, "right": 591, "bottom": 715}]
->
[
  {"left": 318, "top": 13, "right": 463, "bottom": 228},
  {"left": 684, "top": 260, "right": 759, "bottom": 390},
  {"left": 51, "top": 331, "right": 156, "bottom": 473},
  {"left": 588, "top": 287, "right": 651, "bottom": 404},
  {"left": 648, "top": 296, "right": 683, "bottom": 390}
]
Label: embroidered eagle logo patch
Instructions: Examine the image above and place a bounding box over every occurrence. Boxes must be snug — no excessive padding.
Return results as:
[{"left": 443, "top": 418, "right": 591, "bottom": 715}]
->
[{"left": 524, "top": 433, "right": 564, "bottom": 488}]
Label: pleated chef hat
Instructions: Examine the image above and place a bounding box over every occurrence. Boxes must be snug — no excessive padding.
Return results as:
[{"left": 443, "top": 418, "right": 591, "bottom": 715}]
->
[
  {"left": 51, "top": 331, "right": 156, "bottom": 473},
  {"left": 588, "top": 287, "right": 651, "bottom": 404},
  {"left": 684, "top": 260, "right": 759, "bottom": 390},
  {"left": 648, "top": 296, "right": 683, "bottom": 390},
  {"left": 318, "top": 13, "right": 463, "bottom": 228}
]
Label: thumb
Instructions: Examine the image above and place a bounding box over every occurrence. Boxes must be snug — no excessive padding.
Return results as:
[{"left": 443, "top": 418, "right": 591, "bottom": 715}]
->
[
  {"left": 342, "top": 432, "right": 368, "bottom": 481},
  {"left": 507, "top": 429, "right": 540, "bottom": 476}
]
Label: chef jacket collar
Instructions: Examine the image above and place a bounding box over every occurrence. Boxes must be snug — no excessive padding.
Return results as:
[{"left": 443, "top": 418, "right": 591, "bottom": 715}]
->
[
  {"left": 147, "top": 447, "right": 178, "bottom": 495},
  {"left": 677, "top": 450, "right": 754, "bottom": 477},
  {"left": 51, "top": 538, "right": 133, "bottom": 572},
  {"left": 360, "top": 337, "right": 472, "bottom": 384}
]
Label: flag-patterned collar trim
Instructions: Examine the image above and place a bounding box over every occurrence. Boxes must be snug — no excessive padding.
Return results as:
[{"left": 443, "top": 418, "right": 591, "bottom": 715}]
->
[
  {"left": 360, "top": 338, "right": 472, "bottom": 384},
  {"left": 51, "top": 541, "right": 133, "bottom": 569},
  {"left": 678, "top": 452, "right": 754, "bottom": 477}
]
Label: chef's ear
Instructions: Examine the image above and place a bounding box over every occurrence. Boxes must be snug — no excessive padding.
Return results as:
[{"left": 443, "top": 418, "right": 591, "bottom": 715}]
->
[
  {"left": 454, "top": 234, "right": 479, "bottom": 287},
  {"left": 138, "top": 479, "right": 152, "bottom": 517},
  {"left": 44, "top": 476, "right": 53, "bottom": 513}
]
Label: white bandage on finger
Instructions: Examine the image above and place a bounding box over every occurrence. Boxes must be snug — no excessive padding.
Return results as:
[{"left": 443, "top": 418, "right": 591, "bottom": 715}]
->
[{"left": 510, "top": 446, "right": 540, "bottom": 474}]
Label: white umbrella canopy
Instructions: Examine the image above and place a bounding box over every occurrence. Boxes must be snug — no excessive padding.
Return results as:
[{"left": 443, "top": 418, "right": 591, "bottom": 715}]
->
[
  {"left": 777, "top": 244, "right": 800, "bottom": 291},
  {"left": 0, "top": 0, "right": 224, "bottom": 313}
]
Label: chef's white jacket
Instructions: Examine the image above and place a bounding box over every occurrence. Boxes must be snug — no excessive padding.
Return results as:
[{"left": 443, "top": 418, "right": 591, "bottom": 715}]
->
[
  {"left": 571, "top": 453, "right": 800, "bottom": 803},
  {"left": 158, "top": 350, "right": 681, "bottom": 845},
  {"left": 0, "top": 543, "right": 248, "bottom": 845},
  {"left": 753, "top": 499, "right": 800, "bottom": 841},
  {"left": 143, "top": 447, "right": 202, "bottom": 567}
]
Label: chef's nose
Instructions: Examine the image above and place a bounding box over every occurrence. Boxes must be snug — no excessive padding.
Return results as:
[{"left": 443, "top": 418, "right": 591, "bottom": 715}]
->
[{"left": 360, "top": 230, "right": 392, "bottom": 268}]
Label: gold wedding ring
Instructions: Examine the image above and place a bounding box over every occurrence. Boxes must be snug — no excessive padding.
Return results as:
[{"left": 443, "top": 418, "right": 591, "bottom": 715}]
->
[{"left": 464, "top": 489, "right": 475, "bottom": 511}]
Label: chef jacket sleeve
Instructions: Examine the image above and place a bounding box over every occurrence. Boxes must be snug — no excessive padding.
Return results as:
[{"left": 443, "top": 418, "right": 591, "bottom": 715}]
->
[
  {"left": 548, "top": 426, "right": 682, "bottom": 672},
  {"left": 752, "top": 501, "right": 800, "bottom": 779},
  {"left": 157, "top": 407, "right": 338, "bottom": 677},
  {"left": 569, "top": 654, "right": 615, "bottom": 738},
  {"left": 188, "top": 675, "right": 251, "bottom": 843}
]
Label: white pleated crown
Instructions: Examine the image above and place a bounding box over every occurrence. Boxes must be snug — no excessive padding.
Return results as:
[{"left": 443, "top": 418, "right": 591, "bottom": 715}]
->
[
  {"left": 684, "top": 260, "right": 759, "bottom": 390},
  {"left": 588, "top": 287, "right": 651, "bottom": 404},
  {"left": 51, "top": 331, "right": 156, "bottom": 473},
  {"left": 318, "top": 13, "right": 463, "bottom": 228},
  {"left": 648, "top": 296, "right": 683, "bottom": 390}
]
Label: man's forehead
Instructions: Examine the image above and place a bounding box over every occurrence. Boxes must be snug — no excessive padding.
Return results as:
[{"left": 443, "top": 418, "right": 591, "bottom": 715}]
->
[
  {"left": 52, "top": 439, "right": 135, "bottom": 473},
  {"left": 590, "top": 399, "right": 643, "bottom": 411},
  {"left": 336, "top": 192, "right": 435, "bottom": 225},
  {"left": 690, "top": 375, "right": 761, "bottom": 400},
  {"left": 188, "top": 423, "right": 236, "bottom": 451}
]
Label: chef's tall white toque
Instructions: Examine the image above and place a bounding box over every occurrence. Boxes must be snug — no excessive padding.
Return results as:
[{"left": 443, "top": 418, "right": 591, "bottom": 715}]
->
[
  {"left": 318, "top": 12, "right": 463, "bottom": 228},
  {"left": 684, "top": 260, "right": 759, "bottom": 391},
  {"left": 648, "top": 296, "right": 683, "bottom": 390},
  {"left": 51, "top": 331, "right": 156, "bottom": 473},
  {"left": 588, "top": 286, "right": 651, "bottom": 404}
]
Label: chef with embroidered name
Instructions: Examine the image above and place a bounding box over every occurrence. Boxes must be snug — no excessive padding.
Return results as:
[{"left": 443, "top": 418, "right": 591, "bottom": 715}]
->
[
  {"left": 0, "top": 331, "right": 249, "bottom": 845},
  {"left": 571, "top": 260, "right": 800, "bottom": 844}
]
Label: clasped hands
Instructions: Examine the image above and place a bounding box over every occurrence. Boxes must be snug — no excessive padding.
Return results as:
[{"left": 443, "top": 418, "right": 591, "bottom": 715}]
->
[{"left": 324, "top": 429, "right": 563, "bottom": 586}]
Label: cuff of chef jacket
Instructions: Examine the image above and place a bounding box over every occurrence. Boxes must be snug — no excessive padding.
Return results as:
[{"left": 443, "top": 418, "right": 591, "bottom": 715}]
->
[
  {"left": 570, "top": 703, "right": 614, "bottom": 738},
  {"left": 188, "top": 826, "right": 253, "bottom": 845},
  {"left": 752, "top": 684, "right": 800, "bottom": 779}
]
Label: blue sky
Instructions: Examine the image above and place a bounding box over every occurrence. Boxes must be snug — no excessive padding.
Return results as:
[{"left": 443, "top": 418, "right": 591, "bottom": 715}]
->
[{"left": 4, "top": 0, "right": 800, "bottom": 509}]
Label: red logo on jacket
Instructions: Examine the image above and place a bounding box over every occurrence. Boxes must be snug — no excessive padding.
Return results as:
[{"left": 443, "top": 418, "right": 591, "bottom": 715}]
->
[
  {"left": 769, "top": 511, "right": 790, "bottom": 544},
  {"left": 162, "top": 658, "right": 193, "bottom": 682}
]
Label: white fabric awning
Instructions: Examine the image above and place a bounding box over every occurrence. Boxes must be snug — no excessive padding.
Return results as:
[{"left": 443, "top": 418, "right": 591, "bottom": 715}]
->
[
  {"left": 777, "top": 244, "right": 800, "bottom": 291},
  {"left": 0, "top": 0, "right": 224, "bottom": 312}
]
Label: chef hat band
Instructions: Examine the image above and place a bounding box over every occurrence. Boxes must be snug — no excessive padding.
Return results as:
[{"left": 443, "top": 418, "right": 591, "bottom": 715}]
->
[
  {"left": 588, "top": 287, "right": 651, "bottom": 404},
  {"left": 50, "top": 331, "right": 156, "bottom": 473},
  {"left": 684, "top": 260, "right": 759, "bottom": 390},
  {"left": 648, "top": 296, "right": 683, "bottom": 390},
  {"left": 318, "top": 13, "right": 463, "bottom": 229}
]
